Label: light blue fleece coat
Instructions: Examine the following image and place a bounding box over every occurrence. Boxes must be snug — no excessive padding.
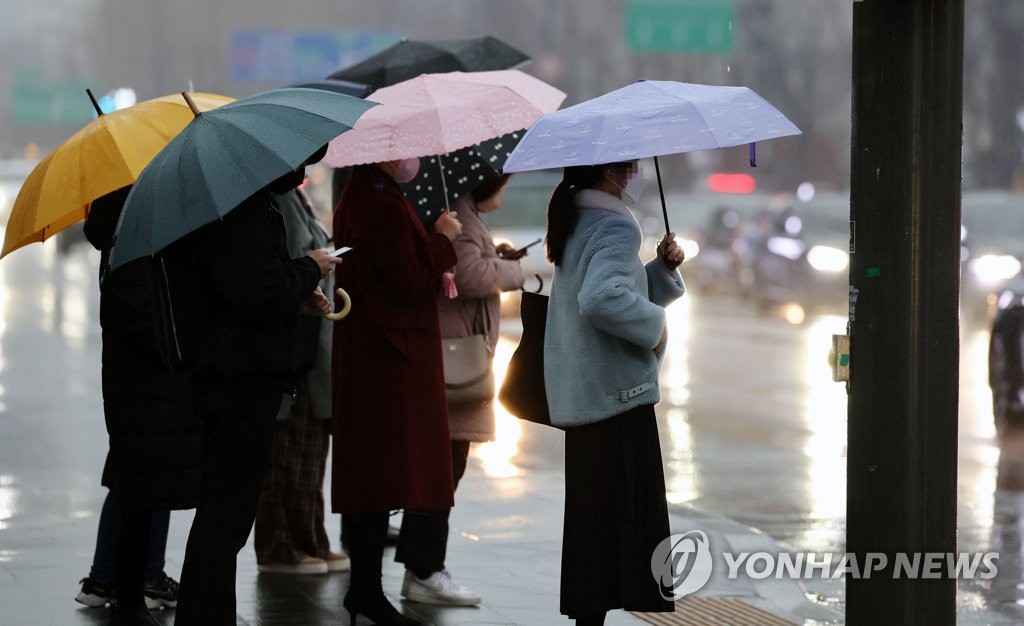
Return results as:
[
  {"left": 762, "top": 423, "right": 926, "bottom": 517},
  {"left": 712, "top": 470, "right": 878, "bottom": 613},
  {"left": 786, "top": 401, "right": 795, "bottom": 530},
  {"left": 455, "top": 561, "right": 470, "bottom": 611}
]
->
[{"left": 544, "top": 189, "right": 685, "bottom": 427}]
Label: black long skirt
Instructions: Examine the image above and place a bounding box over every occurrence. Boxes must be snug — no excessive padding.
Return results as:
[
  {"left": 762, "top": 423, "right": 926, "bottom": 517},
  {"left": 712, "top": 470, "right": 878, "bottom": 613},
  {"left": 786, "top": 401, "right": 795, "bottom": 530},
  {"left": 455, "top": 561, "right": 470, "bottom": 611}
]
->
[{"left": 561, "top": 403, "right": 676, "bottom": 618}]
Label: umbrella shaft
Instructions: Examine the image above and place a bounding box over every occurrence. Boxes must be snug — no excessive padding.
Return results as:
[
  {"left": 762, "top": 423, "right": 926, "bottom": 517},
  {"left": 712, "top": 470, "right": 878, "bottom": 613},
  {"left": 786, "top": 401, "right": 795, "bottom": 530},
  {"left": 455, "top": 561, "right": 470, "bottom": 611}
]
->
[
  {"left": 438, "top": 156, "right": 450, "bottom": 212},
  {"left": 653, "top": 156, "right": 670, "bottom": 234}
]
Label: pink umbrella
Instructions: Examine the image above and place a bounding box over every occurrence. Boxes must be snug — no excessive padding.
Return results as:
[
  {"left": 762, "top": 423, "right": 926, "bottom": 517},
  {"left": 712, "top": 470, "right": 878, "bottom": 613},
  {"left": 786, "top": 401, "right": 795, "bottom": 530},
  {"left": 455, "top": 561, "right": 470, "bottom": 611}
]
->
[{"left": 322, "top": 69, "right": 566, "bottom": 168}]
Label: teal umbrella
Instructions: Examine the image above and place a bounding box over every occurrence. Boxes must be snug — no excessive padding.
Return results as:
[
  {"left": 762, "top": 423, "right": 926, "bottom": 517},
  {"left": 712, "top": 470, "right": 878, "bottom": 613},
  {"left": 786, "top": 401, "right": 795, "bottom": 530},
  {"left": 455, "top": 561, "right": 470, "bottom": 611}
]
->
[{"left": 109, "top": 87, "right": 375, "bottom": 269}]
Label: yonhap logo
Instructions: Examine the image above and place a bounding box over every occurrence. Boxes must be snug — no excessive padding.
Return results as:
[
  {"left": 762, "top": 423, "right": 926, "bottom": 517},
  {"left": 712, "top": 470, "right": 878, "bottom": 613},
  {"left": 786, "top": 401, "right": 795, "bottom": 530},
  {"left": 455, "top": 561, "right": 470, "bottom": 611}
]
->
[
  {"left": 651, "top": 531, "right": 713, "bottom": 600},
  {"left": 651, "top": 530, "right": 999, "bottom": 597}
]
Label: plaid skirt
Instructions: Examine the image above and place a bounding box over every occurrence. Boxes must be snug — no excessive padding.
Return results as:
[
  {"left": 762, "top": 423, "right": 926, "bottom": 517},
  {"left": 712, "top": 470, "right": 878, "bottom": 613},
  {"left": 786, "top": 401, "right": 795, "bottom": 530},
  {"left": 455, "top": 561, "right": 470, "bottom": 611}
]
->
[{"left": 254, "top": 380, "right": 332, "bottom": 563}]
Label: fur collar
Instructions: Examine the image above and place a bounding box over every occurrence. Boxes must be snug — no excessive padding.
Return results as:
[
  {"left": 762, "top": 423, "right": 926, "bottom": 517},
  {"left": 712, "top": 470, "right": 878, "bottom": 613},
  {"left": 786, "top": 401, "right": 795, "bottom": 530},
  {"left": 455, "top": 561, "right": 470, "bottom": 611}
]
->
[{"left": 575, "top": 188, "right": 640, "bottom": 228}]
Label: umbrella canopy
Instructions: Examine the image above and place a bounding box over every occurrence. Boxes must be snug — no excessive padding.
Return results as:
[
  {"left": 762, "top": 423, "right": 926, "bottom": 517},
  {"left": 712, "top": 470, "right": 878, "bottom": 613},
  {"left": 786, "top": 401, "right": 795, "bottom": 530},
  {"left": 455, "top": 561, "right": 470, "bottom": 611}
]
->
[
  {"left": 286, "top": 79, "right": 370, "bottom": 98},
  {"left": 502, "top": 80, "right": 802, "bottom": 173},
  {"left": 328, "top": 36, "right": 530, "bottom": 92},
  {"left": 322, "top": 70, "right": 565, "bottom": 168},
  {"left": 400, "top": 129, "right": 524, "bottom": 226},
  {"left": 109, "top": 88, "right": 375, "bottom": 269},
  {"left": 2, "top": 91, "right": 234, "bottom": 258}
]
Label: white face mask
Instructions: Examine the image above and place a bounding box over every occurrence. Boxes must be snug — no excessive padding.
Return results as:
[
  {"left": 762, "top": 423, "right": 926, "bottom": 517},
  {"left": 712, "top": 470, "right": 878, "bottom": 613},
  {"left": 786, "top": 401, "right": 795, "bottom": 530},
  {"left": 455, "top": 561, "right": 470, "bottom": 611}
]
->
[{"left": 608, "top": 171, "right": 646, "bottom": 206}]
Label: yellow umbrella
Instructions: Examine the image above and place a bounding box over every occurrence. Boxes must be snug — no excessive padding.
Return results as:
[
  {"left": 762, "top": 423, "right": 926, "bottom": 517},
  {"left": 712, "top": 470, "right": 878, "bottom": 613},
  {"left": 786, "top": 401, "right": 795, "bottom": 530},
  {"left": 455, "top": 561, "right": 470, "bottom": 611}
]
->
[{"left": 1, "top": 91, "right": 234, "bottom": 258}]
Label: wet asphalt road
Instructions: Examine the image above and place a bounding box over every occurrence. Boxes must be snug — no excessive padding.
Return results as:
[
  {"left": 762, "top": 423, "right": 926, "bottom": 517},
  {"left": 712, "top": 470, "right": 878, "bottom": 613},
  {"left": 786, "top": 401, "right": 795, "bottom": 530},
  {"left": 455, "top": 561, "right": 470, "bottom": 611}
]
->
[{"left": 2, "top": 240, "right": 1024, "bottom": 624}]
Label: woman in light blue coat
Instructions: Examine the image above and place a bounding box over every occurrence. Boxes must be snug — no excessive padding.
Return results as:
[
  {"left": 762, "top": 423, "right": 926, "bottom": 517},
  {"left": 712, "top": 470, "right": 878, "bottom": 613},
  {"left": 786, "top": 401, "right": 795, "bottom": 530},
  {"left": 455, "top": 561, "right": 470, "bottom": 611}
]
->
[{"left": 544, "top": 162, "right": 686, "bottom": 625}]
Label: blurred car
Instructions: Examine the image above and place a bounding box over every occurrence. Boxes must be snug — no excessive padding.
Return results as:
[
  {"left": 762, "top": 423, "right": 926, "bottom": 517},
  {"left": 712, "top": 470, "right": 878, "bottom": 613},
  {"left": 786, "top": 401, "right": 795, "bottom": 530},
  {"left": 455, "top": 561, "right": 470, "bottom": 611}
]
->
[
  {"left": 479, "top": 171, "right": 560, "bottom": 316},
  {"left": 961, "top": 190, "right": 1024, "bottom": 323},
  {"left": 734, "top": 193, "right": 850, "bottom": 312},
  {"left": 635, "top": 187, "right": 786, "bottom": 293}
]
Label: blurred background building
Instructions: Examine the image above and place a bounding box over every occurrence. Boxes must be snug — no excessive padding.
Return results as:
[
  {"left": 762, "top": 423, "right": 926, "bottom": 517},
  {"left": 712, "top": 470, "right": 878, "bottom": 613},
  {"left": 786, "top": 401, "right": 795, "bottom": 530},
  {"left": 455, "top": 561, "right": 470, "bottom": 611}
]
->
[{"left": 0, "top": 0, "right": 1022, "bottom": 193}]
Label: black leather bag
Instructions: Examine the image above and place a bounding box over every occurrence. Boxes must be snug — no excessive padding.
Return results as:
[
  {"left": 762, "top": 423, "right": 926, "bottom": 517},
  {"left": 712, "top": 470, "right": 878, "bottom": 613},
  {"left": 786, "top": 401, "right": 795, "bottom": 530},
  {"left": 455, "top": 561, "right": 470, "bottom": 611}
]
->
[{"left": 498, "top": 292, "right": 561, "bottom": 429}]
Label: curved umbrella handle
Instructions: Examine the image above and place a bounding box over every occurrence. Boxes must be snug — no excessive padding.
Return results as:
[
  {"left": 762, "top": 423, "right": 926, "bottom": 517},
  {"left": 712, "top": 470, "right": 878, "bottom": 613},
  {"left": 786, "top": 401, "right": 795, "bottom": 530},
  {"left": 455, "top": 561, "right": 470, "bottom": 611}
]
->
[{"left": 323, "top": 287, "right": 352, "bottom": 321}]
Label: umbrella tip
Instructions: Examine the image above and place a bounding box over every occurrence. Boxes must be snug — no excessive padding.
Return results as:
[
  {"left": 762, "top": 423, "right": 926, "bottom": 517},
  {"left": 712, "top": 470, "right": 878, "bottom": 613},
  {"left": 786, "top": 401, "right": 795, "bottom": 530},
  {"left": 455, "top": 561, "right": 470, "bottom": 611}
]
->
[
  {"left": 181, "top": 91, "right": 202, "bottom": 117},
  {"left": 86, "top": 88, "right": 103, "bottom": 116}
]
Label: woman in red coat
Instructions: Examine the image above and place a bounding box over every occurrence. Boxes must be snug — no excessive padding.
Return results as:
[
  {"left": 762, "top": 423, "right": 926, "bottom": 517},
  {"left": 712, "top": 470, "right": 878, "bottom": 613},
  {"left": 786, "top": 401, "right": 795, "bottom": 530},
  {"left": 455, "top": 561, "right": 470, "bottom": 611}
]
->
[{"left": 331, "top": 160, "right": 463, "bottom": 625}]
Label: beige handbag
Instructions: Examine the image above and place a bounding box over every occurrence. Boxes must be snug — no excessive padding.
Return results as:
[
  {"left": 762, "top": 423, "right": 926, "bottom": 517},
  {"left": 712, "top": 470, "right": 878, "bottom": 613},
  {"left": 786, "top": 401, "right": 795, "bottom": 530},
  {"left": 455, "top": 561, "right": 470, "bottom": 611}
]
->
[{"left": 442, "top": 299, "right": 495, "bottom": 404}]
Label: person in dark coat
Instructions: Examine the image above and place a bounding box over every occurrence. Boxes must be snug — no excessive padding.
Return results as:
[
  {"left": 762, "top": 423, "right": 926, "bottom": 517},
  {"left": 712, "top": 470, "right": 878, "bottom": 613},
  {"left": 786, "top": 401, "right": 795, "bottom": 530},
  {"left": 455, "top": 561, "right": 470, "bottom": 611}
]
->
[
  {"left": 81, "top": 185, "right": 201, "bottom": 625},
  {"left": 990, "top": 292, "right": 1024, "bottom": 438},
  {"left": 173, "top": 149, "right": 340, "bottom": 626},
  {"left": 331, "top": 161, "right": 462, "bottom": 626}
]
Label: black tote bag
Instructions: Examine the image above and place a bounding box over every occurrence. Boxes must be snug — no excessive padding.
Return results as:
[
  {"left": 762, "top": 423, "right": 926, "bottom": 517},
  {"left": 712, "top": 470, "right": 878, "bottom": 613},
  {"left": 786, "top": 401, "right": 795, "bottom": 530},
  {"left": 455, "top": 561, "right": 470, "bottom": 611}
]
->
[{"left": 498, "top": 292, "right": 562, "bottom": 429}]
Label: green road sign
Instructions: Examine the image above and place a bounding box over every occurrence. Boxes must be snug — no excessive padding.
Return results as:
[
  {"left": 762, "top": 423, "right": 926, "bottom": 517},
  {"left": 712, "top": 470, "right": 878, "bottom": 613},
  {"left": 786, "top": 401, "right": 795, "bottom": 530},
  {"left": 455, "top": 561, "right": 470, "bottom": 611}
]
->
[
  {"left": 625, "top": 0, "right": 735, "bottom": 54},
  {"left": 11, "top": 67, "right": 93, "bottom": 127}
]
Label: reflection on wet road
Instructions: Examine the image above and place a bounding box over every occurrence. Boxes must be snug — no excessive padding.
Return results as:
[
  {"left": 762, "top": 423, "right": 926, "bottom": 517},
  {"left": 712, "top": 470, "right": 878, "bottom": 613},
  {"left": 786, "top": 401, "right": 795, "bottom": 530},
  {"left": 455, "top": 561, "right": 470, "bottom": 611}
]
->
[
  {"left": 3, "top": 240, "right": 1024, "bottom": 620},
  {"left": 481, "top": 287, "right": 1024, "bottom": 621}
]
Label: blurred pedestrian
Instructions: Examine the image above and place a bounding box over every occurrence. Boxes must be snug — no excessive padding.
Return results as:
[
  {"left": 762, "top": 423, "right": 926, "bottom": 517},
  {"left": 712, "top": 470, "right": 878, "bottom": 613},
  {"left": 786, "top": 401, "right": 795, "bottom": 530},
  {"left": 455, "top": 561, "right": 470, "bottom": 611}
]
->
[
  {"left": 544, "top": 162, "right": 685, "bottom": 625},
  {"left": 990, "top": 284, "right": 1024, "bottom": 439},
  {"left": 394, "top": 174, "right": 523, "bottom": 606},
  {"left": 81, "top": 185, "right": 199, "bottom": 625},
  {"left": 331, "top": 159, "right": 462, "bottom": 626},
  {"left": 173, "top": 147, "right": 340, "bottom": 626},
  {"left": 253, "top": 187, "right": 349, "bottom": 575}
]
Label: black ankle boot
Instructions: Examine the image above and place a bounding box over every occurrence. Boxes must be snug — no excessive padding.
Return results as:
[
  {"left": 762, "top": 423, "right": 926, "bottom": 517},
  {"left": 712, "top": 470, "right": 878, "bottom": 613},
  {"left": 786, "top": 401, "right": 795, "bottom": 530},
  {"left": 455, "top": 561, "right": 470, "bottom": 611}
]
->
[{"left": 343, "top": 591, "right": 420, "bottom": 625}]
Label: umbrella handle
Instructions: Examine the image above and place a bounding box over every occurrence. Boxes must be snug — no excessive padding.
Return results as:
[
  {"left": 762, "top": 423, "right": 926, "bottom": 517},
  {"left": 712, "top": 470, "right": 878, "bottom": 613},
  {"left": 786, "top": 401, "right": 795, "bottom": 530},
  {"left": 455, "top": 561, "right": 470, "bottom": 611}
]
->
[{"left": 323, "top": 287, "right": 352, "bottom": 321}]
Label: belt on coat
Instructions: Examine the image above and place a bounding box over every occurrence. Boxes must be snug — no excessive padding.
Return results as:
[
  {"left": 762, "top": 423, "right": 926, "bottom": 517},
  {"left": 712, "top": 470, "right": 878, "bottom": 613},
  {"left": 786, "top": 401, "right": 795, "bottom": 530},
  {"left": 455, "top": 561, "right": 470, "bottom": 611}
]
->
[{"left": 617, "top": 381, "right": 654, "bottom": 402}]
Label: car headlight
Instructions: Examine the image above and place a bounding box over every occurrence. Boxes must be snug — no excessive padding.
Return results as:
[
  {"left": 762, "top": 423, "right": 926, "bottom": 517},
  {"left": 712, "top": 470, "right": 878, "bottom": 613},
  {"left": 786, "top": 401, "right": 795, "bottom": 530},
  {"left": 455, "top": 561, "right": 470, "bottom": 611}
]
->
[
  {"left": 969, "top": 254, "right": 1022, "bottom": 286},
  {"left": 807, "top": 245, "right": 850, "bottom": 272},
  {"left": 766, "top": 236, "right": 805, "bottom": 261}
]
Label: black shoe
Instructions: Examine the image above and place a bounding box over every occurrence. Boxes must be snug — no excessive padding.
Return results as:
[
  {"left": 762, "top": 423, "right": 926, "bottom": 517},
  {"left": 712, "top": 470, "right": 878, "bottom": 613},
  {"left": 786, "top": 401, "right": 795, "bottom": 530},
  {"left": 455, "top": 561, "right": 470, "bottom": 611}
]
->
[
  {"left": 107, "top": 603, "right": 160, "bottom": 626},
  {"left": 343, "top": 591, "right": 421, "bottom": 625},
  {"left": 143, "top": 574, "right": 179, "bottom": 610},
  {"left": 143, "top": 574, "right": 178, "bottom": 609},
  {"left": 75, "top": 576, "right": 116, "bottom": 608}
]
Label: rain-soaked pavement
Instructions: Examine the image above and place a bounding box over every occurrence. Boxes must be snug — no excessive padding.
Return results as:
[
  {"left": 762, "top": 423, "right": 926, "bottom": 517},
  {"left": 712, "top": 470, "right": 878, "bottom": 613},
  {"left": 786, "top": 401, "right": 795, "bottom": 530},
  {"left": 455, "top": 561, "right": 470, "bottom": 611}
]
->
[{"left": 2, "top": 239, "right": 1024, "bottom": 624}]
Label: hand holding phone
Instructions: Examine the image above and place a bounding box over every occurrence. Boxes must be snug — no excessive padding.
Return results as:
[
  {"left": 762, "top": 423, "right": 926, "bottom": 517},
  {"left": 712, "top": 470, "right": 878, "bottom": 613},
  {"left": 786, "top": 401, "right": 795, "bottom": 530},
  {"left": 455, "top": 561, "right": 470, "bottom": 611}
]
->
[
  {"left": 329, "top": 246, "right": 353, "bottom": 257},
  {"left": 500, "top": 238, "right": 542, "bottom": 260}
]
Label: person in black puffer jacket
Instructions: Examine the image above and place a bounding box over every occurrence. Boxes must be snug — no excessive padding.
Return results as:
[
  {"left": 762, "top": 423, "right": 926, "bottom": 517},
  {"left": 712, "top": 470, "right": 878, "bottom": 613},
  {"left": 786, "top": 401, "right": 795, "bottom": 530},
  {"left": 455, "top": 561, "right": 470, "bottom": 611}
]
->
[{"left": 82, "top": 185, "right": 201, "bottom": 625}]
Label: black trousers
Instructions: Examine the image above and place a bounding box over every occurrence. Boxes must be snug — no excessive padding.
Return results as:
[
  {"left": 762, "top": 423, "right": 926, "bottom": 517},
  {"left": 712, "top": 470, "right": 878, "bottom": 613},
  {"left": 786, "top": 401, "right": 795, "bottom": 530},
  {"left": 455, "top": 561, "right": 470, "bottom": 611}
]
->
[
  {"left": 113, "top": 507, "right": 153, "bottom": 610},
  {"left": 174, "top": 387, "right": 279, "bottom": 626},
  {"left": 394, "top": 440, "right": 471, "bottom": 577}
]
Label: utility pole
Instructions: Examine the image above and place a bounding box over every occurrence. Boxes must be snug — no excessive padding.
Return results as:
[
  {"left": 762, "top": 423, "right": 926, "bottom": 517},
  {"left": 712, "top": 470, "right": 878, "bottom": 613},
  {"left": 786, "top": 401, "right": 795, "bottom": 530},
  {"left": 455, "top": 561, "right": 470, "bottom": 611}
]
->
[{"left": 847, "top": 1, "right": 964, "bottom": 625}]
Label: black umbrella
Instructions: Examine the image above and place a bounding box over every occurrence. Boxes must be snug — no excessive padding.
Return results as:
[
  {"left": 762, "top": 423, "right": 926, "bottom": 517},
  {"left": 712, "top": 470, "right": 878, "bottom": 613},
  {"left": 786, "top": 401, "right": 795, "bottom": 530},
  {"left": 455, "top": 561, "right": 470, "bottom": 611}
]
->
[
  {"left": 399, "top": 130, "right": 524, "bottom": 226},
  {"left": 286, "top": 79, "right": 370, "bottom": 98},
  {"left": 328, "top": 36, "right": 530, "bottom": 92}
]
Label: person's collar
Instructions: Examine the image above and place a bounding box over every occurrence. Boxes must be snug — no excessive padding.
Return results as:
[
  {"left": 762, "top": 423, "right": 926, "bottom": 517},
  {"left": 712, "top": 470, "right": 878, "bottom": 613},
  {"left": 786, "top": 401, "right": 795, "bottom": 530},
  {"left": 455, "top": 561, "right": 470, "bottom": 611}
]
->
[{"left": 575, "top": 188, "right": 635, "bottom": 221}]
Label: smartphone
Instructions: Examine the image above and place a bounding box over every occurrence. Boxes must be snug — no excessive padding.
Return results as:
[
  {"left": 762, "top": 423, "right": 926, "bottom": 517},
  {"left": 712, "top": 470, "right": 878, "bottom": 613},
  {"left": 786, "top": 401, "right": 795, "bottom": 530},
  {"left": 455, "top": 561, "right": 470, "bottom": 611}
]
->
[
  {"left": 328, "top": 246, "right": 353, "bottom": 257},
  {"left": 513, "top": 238, "right": 542, "bottom": 255}
]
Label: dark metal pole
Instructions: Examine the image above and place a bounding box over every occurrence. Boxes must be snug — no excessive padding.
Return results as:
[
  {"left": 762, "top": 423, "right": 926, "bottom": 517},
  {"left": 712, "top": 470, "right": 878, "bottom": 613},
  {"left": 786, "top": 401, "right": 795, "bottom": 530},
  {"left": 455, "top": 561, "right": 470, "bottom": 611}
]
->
[{"left": 848, "top": 1, "right": 963, "bottom": 624}]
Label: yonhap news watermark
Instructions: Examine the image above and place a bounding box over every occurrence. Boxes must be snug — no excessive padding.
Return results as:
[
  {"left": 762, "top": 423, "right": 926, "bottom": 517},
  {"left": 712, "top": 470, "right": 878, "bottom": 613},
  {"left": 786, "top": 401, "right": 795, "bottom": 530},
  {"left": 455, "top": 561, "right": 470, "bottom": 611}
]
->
[{"left": 650, "top": 531, "right": 999, "bottom": 601}]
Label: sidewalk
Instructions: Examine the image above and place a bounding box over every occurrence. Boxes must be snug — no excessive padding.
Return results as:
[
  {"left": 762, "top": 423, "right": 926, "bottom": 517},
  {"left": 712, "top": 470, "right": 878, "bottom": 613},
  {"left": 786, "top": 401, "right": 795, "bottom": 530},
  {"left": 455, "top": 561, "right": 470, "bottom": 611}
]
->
[{"left": 0, "top": 445, "right": 841, "bottom": 626}]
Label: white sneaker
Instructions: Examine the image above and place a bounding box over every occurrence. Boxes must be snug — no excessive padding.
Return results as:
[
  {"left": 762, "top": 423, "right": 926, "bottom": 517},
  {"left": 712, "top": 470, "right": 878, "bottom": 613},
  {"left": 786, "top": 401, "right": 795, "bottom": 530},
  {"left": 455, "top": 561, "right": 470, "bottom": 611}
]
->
[
  {"left": 401, "top": 569, "right": 481, "bottom": 606},
  {"left": 325, "top": 551, "right": 351, "bottom": 572}
]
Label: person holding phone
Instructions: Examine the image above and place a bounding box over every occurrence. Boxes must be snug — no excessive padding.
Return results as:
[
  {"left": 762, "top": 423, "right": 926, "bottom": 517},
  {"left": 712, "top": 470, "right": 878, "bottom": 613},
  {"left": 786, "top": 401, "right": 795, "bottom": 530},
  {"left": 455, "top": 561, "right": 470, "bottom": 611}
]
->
[{"left": 394, "top": 173, "right": 524, "bottom": 607}]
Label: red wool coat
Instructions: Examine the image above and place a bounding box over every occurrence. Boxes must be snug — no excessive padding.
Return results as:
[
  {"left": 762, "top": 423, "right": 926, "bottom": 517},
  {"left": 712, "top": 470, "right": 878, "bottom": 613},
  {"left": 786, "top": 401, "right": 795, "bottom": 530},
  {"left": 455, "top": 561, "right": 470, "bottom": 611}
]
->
[{"left": 331, "top": 165, "right": 457, "bottom": 514}]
